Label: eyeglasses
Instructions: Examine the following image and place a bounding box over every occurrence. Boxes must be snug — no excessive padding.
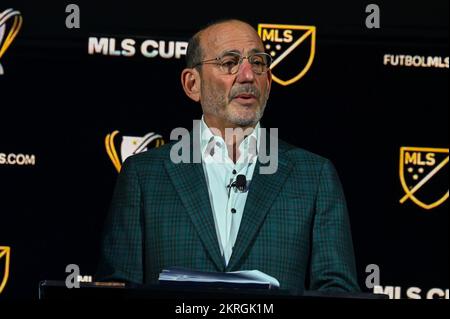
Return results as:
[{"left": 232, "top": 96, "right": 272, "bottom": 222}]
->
[{"left": 193, "top": 51, "right": 272, "bottom": 75}]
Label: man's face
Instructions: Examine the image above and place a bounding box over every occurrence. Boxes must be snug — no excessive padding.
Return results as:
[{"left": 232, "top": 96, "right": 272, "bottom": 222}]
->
[{"left": 198, "top": 21, "right": 272, "bottom": 128}]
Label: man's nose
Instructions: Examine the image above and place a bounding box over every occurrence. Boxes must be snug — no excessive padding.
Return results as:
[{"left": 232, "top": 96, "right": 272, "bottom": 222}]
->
[{"left": 236, "top": 59, "right": 256, "bottom": 82}]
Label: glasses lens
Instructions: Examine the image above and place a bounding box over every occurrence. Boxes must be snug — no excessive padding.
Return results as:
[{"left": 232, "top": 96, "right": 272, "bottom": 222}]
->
[
  {"left": 249, "top": 53, "right": 271, "bottom": 74},
  {"left": 219, "top": 53, "right": 241, "bottom": 74}
]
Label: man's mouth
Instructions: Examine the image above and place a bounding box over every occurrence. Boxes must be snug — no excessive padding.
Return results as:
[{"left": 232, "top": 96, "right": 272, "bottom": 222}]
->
[{"left": 234, "top": 94, "right": 256, "bottom": 101}]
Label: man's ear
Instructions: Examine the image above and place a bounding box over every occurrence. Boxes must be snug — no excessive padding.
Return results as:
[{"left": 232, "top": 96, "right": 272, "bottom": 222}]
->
[{"left": 181, "top": 68, "right": 201, "bottom": 102}]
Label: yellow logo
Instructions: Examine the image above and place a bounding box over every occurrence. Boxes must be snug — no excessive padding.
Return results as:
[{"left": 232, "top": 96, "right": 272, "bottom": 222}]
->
[
  {"left": 0, "top": 8, "right": 23, "bottom": 75},
  {"left": 0, "top": 246, "right": 11, "bottom": 294},
  {"left": 105, "top": 130, "right": 164, "bottom": 172},
  {"left": 258, "top": 23, "right": 316, "bottom": 86},
  {"left": 399, "top": 147, "right": 449, "bottom": 210}
]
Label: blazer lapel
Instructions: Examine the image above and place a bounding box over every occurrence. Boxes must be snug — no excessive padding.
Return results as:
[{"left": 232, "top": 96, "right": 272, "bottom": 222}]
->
[
  {"left": 226, "top": 143, "right": 294, "bottom": 271},
  {"left": 164, "top": 159, "right": 225, "bottom": 271}
]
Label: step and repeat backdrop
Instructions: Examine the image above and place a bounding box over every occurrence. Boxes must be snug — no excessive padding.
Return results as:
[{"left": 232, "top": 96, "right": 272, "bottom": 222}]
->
[{"left": 0, "top": 1, "right": 448, "bottom": 299}]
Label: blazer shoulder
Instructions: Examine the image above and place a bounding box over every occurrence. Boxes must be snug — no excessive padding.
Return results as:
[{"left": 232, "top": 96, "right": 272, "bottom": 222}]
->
[
  {"left": 279, "top": 138, "right": 329, "bottom": 166},
  {"left": 122, "top": 140, "right": 175, "bottom": 169}
]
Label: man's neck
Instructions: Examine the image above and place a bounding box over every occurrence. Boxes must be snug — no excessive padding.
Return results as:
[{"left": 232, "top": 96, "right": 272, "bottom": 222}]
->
[{"left": 203, "top": 115, "right": 256, "bottom": 147}]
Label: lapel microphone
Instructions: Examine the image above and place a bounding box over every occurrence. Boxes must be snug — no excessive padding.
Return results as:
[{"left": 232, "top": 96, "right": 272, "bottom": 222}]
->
[{"left": 227, "top": 174, "right": 247, "bottom": 197}]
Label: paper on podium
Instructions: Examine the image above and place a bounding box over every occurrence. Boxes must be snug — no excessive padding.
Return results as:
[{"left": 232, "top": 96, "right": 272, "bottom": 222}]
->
[{"left": 159, "top": 267, "right": 280, "bottom": 289}]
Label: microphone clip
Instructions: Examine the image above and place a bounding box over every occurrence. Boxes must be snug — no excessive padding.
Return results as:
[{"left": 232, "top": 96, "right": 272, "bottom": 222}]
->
[{"left": 227, "top": 174, "right": 247, "bottom": 197}]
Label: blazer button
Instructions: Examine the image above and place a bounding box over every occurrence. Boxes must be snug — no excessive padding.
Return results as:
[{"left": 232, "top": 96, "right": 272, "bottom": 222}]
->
[{"left": 231, "top": 208, "right": 236, "bottom": 214}]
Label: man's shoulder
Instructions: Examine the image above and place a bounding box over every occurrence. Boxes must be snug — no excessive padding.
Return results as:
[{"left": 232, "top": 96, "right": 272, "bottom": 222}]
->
[
  {"left": 122, "top": 140, "right": 176, "bottom": 168},
  {"left": 278, "top": 138, "right": 329, "bottom": 166}
]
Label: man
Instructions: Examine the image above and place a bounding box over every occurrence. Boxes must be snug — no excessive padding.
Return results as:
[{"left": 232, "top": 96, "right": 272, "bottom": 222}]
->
[{"left": 97, "top": 19, "right": 360, "bottom": 293}]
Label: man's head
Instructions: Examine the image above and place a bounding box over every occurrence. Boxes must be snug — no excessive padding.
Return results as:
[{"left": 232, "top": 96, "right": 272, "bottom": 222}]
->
[{"left": 181, "top": 19, "right": 272, "bottom": 131}]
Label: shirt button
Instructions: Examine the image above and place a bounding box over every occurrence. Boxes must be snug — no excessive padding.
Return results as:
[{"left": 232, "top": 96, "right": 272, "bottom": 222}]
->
[
  {"left": 231, "top": 208, "right": 237, "bottom": 214},
  {"left": 232, "top": 169, "right": 237, "bottom": 175}
]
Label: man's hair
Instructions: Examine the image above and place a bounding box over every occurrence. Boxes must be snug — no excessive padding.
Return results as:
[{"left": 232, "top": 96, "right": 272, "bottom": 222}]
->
[
  {"left": 185, "top": 32, "right": 202, "bottom": 69},
  {"left": 185, "top": 18, "right": 254, "bottom": 69}
]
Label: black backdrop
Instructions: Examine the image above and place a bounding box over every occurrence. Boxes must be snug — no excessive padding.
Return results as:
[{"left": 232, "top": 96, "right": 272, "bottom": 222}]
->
[{"left": 0, "top": 0, "right": 448, "bottom": 299}]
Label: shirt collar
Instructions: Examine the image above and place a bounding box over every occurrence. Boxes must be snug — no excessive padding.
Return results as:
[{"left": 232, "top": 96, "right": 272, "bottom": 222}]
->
[{"left": 200, "top": 116, "right": 260, "bottom": 162}]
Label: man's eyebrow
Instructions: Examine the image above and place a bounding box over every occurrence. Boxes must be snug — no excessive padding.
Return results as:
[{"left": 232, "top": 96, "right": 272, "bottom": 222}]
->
[
  {"left": 219, "top": 48, "right": 264, "bottom": 56},
  {"left": 248, "top": 48, "right": 264, "bottom": 54},
  {"left": 219, "top": 49, "right": 241, "bottom": 56}
]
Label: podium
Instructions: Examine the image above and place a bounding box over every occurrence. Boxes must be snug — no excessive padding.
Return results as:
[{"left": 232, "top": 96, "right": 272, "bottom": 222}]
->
[
  {"left": 37, "top": 281, "right": 388, "bottom": 318},
  {"left": 39, "top": 280, "right": 386, "bottom": 300}
]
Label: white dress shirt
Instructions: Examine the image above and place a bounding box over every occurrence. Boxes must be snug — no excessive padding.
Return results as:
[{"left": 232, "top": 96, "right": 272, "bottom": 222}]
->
[{"left": 200, "top": 117, "right": 260, "bottom": 266}]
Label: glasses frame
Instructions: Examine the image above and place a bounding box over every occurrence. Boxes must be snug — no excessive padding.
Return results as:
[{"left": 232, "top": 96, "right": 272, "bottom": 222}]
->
[{"left": 193, "top": 51, "right": 273, "bottom": 75}]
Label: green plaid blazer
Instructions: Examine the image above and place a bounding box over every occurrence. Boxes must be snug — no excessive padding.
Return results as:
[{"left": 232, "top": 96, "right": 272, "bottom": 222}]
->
[{"left": 97, "top": 134, "right": 360, "bottom": 293}]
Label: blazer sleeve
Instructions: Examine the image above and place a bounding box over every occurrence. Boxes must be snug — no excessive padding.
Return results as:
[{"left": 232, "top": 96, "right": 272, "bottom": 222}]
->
[
  {"left": 309, "top": 159, "right": 360, "bottom": 292},
  {"left": 96, "top": 157, "right": 144, "bottom": 284}
]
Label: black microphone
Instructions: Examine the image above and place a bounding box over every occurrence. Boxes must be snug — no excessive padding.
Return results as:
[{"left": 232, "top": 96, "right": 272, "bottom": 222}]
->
[
  {"left": 227, "top": 174, "right": 247, "bottom": 197},
  {"left": 235, "top": 174, "right": 247, "bottom": 192}
]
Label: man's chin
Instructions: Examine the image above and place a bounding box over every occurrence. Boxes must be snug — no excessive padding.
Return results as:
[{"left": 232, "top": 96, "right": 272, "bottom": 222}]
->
[
  {"left": 226, "top": 102, "right": 263, "bottom": 126},
  {"left": 227, "top": 113, "right": 260, "bottom": 127}
]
